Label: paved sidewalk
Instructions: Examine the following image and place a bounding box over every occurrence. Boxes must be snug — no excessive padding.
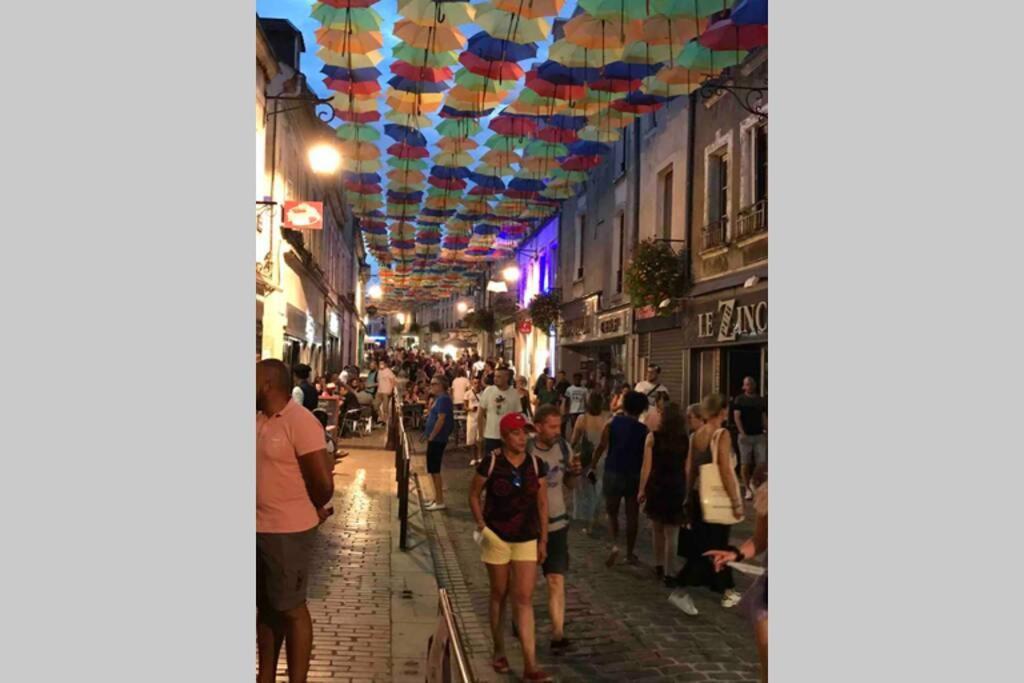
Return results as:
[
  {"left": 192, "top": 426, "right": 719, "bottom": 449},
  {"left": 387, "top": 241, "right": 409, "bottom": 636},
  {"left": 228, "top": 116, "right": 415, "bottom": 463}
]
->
[
  {"left": 266, "top": 429, "right": 441, "bottom": 683},
  {"left": 413, "top": 436, "right": 763, "bottom": 683}
]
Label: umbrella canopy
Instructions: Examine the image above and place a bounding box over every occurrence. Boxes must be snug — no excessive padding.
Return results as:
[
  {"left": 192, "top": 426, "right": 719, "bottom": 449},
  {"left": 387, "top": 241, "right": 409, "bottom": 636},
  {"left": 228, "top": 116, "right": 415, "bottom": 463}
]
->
[
  {"left": 311, "top": 5, "right": 383, "bottom": 30},
  {"left": 676, "top": 38, "right": 747, "bottom": 71},
  {"left": 547, "top": 39, "right": 622, "bottom": 68},
  {"left": 315, "top": 28, "right": 384, "bottom": 53},
  {"left": 563, "top": 14, "right": 636, "bottom": 49},
  {"left": 388, "top": 75, "right": 449, "bottom": 94},
  {"left": 394, "top": 19, "right": 467, "bottom": 51},
  {"left": 458, "top": 51, "right": 525, "bottom": 80},
  {"left": 731, "top": 0, "right": 768, "bottom": 26},
  {"left": 436, "top": 118, "right": 482, "bottom": 137},
  {"left": 336, "top": 123, "right": 382, "bottom": 141},
  {"left": 317, "top": 48, "right": 384, "bottom": 68},
  {"left": 475, "top": 3, "right": 551, "bottom": 44},
  {"left": 466, "top": 31, "right": 538, "bottom": 62},
  {"left": 699, "top": 11, "right": 768, "bottom": 51},
  {"left": 321, "top": 64, "right": 381, "bottom": 82},
  {"left": 390, "top": 60, "right": 452, "bottom": 83},
  {"left": 640, "top": 15, "right": 707, "bottom": 46},
  {"left": 651, "top": 0, "right": 728, "bottom": 18},
  {"left": 489, "top": 115, "right": 539, "bottom": 137},
  {"left": 384, "top": 124, "right": 428, "bottom": 146},
  {"left": 392, "top": 42, "right": 460, "bottom": 67},
  {"left": 398, "top": 0, "right": 476, "bottom": 25}
]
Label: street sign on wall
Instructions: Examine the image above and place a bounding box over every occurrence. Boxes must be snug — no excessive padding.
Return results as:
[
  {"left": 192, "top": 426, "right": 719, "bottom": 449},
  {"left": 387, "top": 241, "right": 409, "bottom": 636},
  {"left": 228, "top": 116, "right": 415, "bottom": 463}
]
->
[{"left": 282, "top": 201, "right": 324, "bottom": 230}]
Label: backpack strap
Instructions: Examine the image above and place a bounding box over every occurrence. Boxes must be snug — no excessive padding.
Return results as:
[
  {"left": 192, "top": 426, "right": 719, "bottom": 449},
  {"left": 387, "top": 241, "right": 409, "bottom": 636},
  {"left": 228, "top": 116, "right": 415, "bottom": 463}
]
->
[
  {"left": 486, "top": 450, "right": 499, "bottom": 479},
  {"left": 558, "top": 438, "right": 570, "bottom": 467}
]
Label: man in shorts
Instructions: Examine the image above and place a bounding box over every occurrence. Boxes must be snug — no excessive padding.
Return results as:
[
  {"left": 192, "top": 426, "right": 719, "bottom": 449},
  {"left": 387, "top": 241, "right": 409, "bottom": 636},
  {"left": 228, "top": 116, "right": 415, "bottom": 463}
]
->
[
  {"left": 256, "top": 360, "right": 335, "bottom": 683},
  {"left": 423, "top": 376, "right": 454, "bottom": 511},
  {"left": 529, "top": 405, "right": 582, "bottom": 653}
]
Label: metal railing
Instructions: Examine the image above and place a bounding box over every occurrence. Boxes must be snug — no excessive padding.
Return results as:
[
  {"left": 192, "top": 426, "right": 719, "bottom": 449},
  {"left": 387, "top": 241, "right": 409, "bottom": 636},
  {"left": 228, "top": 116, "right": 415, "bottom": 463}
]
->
[
  {"left": 736, "top": 199, "right": 768, "bottom": 240},
  {"left": 701, "top": 216, "right": 729, "bottom": 252}
]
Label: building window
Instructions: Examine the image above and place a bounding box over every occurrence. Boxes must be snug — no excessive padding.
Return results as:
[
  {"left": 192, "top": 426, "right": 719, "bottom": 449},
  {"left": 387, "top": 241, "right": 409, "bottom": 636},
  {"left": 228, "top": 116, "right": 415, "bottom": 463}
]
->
[
  {"left": 703, "top": 148, "right": 730, "bottom": 251},
  {"left": 753, "top": 125, "right": 767, "bottom": 203},
  {"left": 574, "top": 212, "right": 586, "bottom": 280},
  {"left": 615, "top": 213, "right": 625, "bottom": 294},
  {"left": 659, "top": 166, "right": 674, "bottom": 240}
]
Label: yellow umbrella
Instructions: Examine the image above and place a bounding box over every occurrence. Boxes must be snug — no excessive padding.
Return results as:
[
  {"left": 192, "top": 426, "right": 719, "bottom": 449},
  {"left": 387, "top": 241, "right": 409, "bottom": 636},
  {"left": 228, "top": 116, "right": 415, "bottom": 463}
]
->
[
  {"left": 433, "top": 152, "right": 475, "bottom": 167},
  {"left": 385, "top": 110, "right": 433, "bottom": 128},
  {"left": 398, "top": 0, "right": 476, "bottom": 26},
  {"left": 475, "top": 2, "right": 551, "bottom": 44},
  {"left": 640, "top": 76, "right": 699, "bottom": 98},
  {"left": 317, "top": 48, "right": 383, "bottom": 68},
  {"left": 621, "top": 40, "right": 675, "bottom": 65},
  {"left": 331, "top": 93, "right": 378, "bottom": 112},
  {"left": 387, "top": 89, "right": 444, "bottom": 107},
  {"left": 640, "top": 15, "right": 707, "bottom": 46},
  {"left": 577, "top": 125, "right": 621, "bottom": 142},
  {"left": 563, "top": 14, "right": 636, "bottom": 49},
  {"left": 506, "top": 99, "right": 566, "bottom": 116},
  {"left": 394, "top": 19, "right": 466, "bottom": 51},
  {"left": 436, "top": 137, "right": 478, "bottom": 153},
  {"left": 652, "top": 65, "right": 711, "bottom": 85},
  {"left": 482, "top": 149, "right": 521, "bottom": 167},
  {"left": 386, "top": 95, "right": 442, "bottom": 115},
  {"left": 315, "top": 28, "right": 384, "bottom": 53},
  {"left": 343, "top": 157, "right": 383, "bottom": 172},
  {"left": 338, "top": 140, "right": 381, "bottom": 161},
  {"left": 388, "top": 169, "right": 427, "bottom": 185},
  {"left": 547, "top": 39, "right": 622, "bottom": 68}
]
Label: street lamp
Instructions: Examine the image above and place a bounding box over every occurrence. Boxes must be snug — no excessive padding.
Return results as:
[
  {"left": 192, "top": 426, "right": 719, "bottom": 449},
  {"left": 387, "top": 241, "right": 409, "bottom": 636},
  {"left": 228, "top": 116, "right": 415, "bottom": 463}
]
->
[
  {"left": 456, "top": 301, "right": 468, "bottom": 314},
  {"left": 396, "top": 312, "right": 406, "bottom": 325},
  {"left": 308, "top": 143, "right": 342, "bottom": 175},
  {"left": 368, "top": 283, "right": 383, "bottom": 299},
  {"left": 502, "top": 265, "right": 521, "bottom": 282}
]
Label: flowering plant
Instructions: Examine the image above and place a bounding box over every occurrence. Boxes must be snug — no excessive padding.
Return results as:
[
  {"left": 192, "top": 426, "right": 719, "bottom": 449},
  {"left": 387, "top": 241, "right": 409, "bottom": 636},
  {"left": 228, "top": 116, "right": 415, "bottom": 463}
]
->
[
  {"left": 527, "top": 291, "right": 561, "bottom": 332},
  {"left": 624, "top": 239, "right": 688, "bottom": 309}
]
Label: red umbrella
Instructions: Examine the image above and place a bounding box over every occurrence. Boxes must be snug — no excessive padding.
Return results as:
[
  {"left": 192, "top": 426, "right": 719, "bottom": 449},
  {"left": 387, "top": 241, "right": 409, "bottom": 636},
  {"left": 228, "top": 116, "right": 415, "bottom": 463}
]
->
[
  {"left": 336, "top": 109, "right": 381, "bottom": 123},
  {"left": 320, "top": 0, "right": 379, "bottom": 7},
  {"left": 429, "top": 177, "right": 467, "bottom": 190},
  {"left": 504, "top": 189, "right": 540, "bottom": 200},
  {"left": 489, "top": 115, "right": 538, "bottom": 137},
  {"left": 469, "top": 185, "right": 503, "bottom": 196},
  {"left": 561, "top": 155, "right": 602, "bottom": 171},
  {"left": 589, "top": 77, "right": 640, "bottom": 93},
  {"left": 699, "top": 10, "right": 768, "bottom": 51},
  {"left": 387, "top": 143, "right": 430, "bottom": 159},
  {"left": 344, "top": 182, "right": 382, "bottom": 194},
  {"left": 390, "top": 61, "right": 453, "bottom": 83},
  {"left": 324, "top": 78, "right": 381, "bottom": 95},
  {"left": 537, "top": 127, "right": 579, "bottom": 144},
  {"left": 459, "top": 51, "right": 524, "bottom": 81},
  {"left": 525, "top": 71, "right": 586, "bottom": 101}
]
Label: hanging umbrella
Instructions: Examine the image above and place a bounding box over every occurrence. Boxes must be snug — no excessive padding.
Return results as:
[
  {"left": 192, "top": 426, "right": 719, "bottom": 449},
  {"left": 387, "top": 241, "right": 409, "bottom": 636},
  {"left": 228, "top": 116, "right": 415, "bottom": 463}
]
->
[
  {"left": 324, "top": 77, "right": 381, "bottom": 95},
  {"left": 651, "top": 0, "right": 728, "bottom": 18},
  {"left": 447, "top": 86, "right": 507, "bottom": 109},
  {"left": 730, "top": 0, "right": 767, "bottom": 26},
  {"left": 611, "top": 91, "right": 668, "bottom": 114},
  {"left": 489, "top": 115, "right": 538, "bottom": 137},
  {"left": 454, "top": 69, "right": 519, "bottom": 93},
  {"left": 311, "top": 5, "right": 384, "bottom": 30},
  {"left": 392, "top": 42, "right": 461, "bottom": 67},
  {"left": 620, "top": 39, "right": 676, "bottom": 65},
  {"left": 437, "top": 118, "right": 482, "bottom": 137},
  {"left": 458, "top": 51, "right": 525, "bottom": 80},
  {"left": 384, "top": 110, "right": 434, "bottom": 127},
  {"left": 436, "top": 136, "right": 478, "bottom": 153},
  {"left": 519, "top": 155, "right": 558, "bottom": 173},
  {"left": 316, "top": 0, "right": 381, "bottom": 10},
  {"left": 579, "top": 0, "right": 655, "bottom": 20},
  {"left": 331, "top": 93, "right": 378, "bottom": 113},
  {"left": 563, "top": 14, "right": 635, "bottom": 49},
  {"left": 387, "top": 156, "right": 429, "bottom": 171},
  {"left": 394, "top": 19, "right": 467, "bottom": 51},
  {"left": 536, "top": 126, "right": 579, "bottom": 144},
  {"left": 336, "top": 123, "right": 381, "bottom": 141},
  {"left": 317, "top": 48, "right": 384, "bottom": 68},
  {"left": 547, "top": 39, "right": 622, "bottom": 69},
  {"left": 525, "top": 71, "right": 587, "bottom": 101},
  {"left": 699, "top": 10, "right": 768, "bottom": 51},
  {"left": 430, "top": 176, "right": 468, "bottom": 190},
  {"left": 335, "top": 108, "right": 382, "bottom": 123},
  {"left": 398, "top": 0, "right": 476, "bottom": 25},
  {"left": 315, "top": 28, "right": 384, "bottom": 53},
  {"left": 339, "top": 140, "right": 381, "bottom": 161},
  {"left": 321, "top": 64, "right": 381, "bottom": 82},
  {"left": 492, "top": 0, "right": 564, "bottom": 18},
  {"left": 466, "top": 31, "right": 538, "bottom": 62},
  {"left": 390, "top": 60, "right": 452, "bottom": 83},
  {"left": 384, "top": 124, "right": 428, "bottom": 147},
  {"left": 387, "top": 142, "right": 431, "bottom": 159},
  {"left": 525, "top": 140, "right": 569, "bottom": 158},
  {"left": 641, "top": 15, "right": 707, "bottom": 46},
  {"left": 433, "top": 151, "right": 475, "bottom": 167},
  {"left": 577, "top": 125, "right": 621, "bottom": 142},
  {"left": 676, "top": 38, "right": 747, "bottom": 71},
  {"left": 475, "top": 3, "right": 551, "bottom": 44},
  {"left": 569, "top": 140, "right": 611, "bottom": 156}
]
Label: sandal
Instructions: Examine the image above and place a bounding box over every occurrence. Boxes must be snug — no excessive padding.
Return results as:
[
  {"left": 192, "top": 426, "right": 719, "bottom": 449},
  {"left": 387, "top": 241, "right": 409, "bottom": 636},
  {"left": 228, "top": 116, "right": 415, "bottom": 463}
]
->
[{"left": 492, "top": 656, "right": 511, "bottom": 674}]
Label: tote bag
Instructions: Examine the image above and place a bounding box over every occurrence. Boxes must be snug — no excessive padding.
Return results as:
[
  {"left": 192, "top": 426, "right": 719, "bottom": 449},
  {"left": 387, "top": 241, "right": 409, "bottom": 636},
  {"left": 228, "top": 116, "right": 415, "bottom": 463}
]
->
[{"left": 699, "top": 428, "right": 743, "bottom": 525}]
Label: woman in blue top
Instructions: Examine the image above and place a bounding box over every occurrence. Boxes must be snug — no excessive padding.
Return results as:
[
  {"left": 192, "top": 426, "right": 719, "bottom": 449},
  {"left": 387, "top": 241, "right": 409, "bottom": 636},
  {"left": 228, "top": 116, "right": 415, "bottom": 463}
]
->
[{"left": 591, "top": 390, "right": 650, "bottom": 567}]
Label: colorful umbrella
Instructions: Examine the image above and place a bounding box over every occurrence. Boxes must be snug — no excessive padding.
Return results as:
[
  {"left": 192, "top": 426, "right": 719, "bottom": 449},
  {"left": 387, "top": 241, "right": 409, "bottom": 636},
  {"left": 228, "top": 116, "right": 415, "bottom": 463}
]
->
[
  {"left": 547, "top": 40, "right": 622, "bottom": 68},
  {"left": 390, "top": 61, "right": 452, "bottom": 82},
  {"left": 466, "top": 31, "right": 538, "bottom": 63},
  {"left": 731, "top": 0, "right": 767, "bottom": 26},
  {"left": 677, "top": 38, "right": 746, "bottom": 71},
  {"left": 315, "top": 28, "right": 384, "bottom": 53},
  {"left": 317, "top": 48, "right": 384, "bottom": 68},
  {"left": 398, "top": 0, "right": 477, "bottom": 26},
  {"left": 311, "top": 5, "right": 384, "bottom": 31},
  {"left": 698, "top": 10, "right": 768, "bottom": 51},
  {"left": 394, "top": 19, "right": 467, "bottom": 51},
  {"left": 579, "top": 0, "right": 655, "bottom": 20},
  {"left": 563, "top": 14, "right": 636, "bottom": 49},
  {"left": 475, "top": 3, "right": 551, "bottom": 44},
  {"left": 384, "top": 124, "right": 428, "bottom": 146},
  {"left": 392, "top": 42, "right": 460, "bottom": 67},
  {"left": 458, "top": 51, "right": 525, "bottom": 80},
  {"left": 651, "top": 0, "right": 728, "bottom": 18},
  {"left": 336, "top": 123, "right": 381, "bottom": 141}
]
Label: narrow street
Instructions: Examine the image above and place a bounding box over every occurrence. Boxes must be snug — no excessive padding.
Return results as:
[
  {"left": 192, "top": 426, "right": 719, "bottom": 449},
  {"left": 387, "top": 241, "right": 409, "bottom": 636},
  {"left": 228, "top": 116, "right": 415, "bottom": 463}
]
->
[{"left": 413, "top": 438, "right": 764, "bottom": 683}]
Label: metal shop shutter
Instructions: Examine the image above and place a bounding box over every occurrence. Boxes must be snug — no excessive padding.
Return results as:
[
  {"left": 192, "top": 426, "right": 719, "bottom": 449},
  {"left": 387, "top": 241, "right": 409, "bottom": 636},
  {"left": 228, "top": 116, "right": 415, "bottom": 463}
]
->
[{"left": 649, "top": 328, "right": 686, "bottom": 404}]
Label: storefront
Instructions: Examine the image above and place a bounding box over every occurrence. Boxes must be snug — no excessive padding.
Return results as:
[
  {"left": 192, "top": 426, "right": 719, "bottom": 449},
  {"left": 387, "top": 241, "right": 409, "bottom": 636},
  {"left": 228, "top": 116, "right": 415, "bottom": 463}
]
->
[
  {"left": 559, "top": 295, "right": 632, "bottom": 389},
  {"left": 284, "top": 303, "right": 324, "bottom": 373}
]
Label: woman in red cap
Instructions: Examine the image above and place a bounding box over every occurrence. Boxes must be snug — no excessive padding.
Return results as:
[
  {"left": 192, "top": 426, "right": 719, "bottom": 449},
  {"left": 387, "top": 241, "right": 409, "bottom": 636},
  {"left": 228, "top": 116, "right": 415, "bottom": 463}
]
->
[{"left": 468, "top": 412, "right": 552, "bottom": 682}]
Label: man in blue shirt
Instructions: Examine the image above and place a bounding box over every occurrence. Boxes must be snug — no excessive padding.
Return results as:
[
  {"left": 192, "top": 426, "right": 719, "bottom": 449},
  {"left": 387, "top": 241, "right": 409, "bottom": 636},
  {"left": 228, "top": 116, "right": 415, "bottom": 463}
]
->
[{"left": 424, "top": 376, "right": 454, "bottom": 511}]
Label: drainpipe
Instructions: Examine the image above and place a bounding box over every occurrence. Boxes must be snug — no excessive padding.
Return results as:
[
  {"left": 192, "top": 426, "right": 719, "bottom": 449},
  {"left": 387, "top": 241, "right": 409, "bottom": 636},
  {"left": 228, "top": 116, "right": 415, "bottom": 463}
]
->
[{"left": 684, "top": 92, "right": 697, "bottom": 288}]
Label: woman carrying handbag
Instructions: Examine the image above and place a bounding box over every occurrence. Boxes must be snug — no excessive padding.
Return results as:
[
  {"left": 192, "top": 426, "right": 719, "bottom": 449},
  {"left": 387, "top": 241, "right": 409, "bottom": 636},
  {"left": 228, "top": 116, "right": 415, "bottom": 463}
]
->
[{"left": 669, "top": 393, "right": 745, "bottom": 616}]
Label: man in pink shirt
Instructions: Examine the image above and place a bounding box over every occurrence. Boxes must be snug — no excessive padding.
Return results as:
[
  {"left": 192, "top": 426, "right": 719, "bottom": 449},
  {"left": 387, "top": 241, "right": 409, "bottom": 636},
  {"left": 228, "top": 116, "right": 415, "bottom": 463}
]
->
[{"left": 256, "top": 359, "right": 334, "bottom": 683}]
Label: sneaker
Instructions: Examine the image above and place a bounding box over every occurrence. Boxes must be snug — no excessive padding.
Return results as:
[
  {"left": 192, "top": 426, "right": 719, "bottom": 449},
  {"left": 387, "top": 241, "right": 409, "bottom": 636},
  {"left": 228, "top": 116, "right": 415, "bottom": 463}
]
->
[
  {"left": 668, "top": 590, "right": 699, "bottom": 616},
  {"left": 744, "top": 488, "right": 753, "bottom": 501},
  {"left": 721, "top": 589, "right": 743, "bottom": 608},
  {"left": 424, "top": 501, "right": 447, "bottom": 511}
]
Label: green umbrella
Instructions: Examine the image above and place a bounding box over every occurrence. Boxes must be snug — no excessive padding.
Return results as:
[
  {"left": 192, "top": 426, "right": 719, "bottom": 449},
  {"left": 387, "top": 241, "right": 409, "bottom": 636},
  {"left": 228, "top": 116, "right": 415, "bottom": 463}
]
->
[
  {"left": 552, "top": 168, "right": 590, "bottom": 183},
  {"left": 484, "top": 134, "right": 528, "bottom": 151},
  {"left": 311, "top": 4, "right": 384, "bottom": 30},
  {"left": 437, "top": 118, "right": 482, "bottom": 137},
  {"left": 676, "top": 39, "right": 747, "bottom": 72},
  {"left": 454, "top": 70, "right": 519, "bottom": 92},
  {"left": 651, "top": 0, "right": 728, "bottom": 19},
  {"left": 393, "top": 42, "right": 460, "bottom": 68},
  {"left": 387, "top": 157, "right": 429, "bottom": 171},
  {"left": 579, "top": 0, "right": 656, "bottom": 20},
  {"left": 335, "top": 123, "right": 381, "bottom": 142},
  {"left": 525, "top": 140, "right": 569, "bottom": 158}
]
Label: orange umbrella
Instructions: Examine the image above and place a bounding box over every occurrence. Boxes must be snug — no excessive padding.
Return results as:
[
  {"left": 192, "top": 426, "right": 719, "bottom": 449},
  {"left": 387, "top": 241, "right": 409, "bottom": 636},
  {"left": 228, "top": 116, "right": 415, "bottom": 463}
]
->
[
  {"left": 482, "top": 149, "right": 522, "bottom": 167},
  {"left": 338, "top": 140, "right": 381, "bottom": 161},
  {"left": 436, "top": 137, "right": 479, "bottom": 153},
  {"left": 315, "top": 27, "right": 383, "bottom": 53},
  {"left": 394, "top": 19, "right": 466, "bottom": 52},
  {"left": 492, "top": 0, "right": 565, "bottom": 19},
  {"left": 640, "top": 15, "right": 707, "bottom": 46},
  {"left": 563, "top": 14, "right": 637, "bottom": 49}
]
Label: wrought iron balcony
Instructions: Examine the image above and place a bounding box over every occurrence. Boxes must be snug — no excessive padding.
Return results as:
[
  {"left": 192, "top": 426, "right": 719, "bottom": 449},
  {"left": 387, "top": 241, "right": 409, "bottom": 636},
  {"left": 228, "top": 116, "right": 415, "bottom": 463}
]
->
[
  {"left": 701, "top": 217, "right": 729, "bottom": 252},
  {"left": 736, "top": 199, "right": 768, "bottom": 240}
]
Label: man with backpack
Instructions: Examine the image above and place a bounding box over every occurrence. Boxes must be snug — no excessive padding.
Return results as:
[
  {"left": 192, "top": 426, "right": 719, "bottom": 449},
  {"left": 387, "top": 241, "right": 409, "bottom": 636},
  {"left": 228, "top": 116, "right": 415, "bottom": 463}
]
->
[
  {"left": 291, "top": 364, "right": 319, "bottom": 412},
  {"left": 529, "top": 405, "right": 583, "bottom": 653},
  {"left": 634, "top": 365, "right": 670, "bottom": 420}
]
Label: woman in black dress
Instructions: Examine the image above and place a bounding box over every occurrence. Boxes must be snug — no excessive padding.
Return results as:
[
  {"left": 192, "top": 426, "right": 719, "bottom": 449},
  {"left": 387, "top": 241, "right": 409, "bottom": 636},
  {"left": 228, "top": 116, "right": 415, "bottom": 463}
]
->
[{"left": 639, "top": 402, "right": 688, "bottom": 584}]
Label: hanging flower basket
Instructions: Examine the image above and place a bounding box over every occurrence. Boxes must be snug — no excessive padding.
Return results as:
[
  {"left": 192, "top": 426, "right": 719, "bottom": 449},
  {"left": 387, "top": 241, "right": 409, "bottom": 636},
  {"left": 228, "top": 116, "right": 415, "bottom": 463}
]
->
[
  {"left": 492, "top": 292, "right": 521, "bottom": 322},
  {"left": 624, "top": 238, "right": 688, "bottom": 311},
  {"left": 527, "top": 290, "right": 561, "bottom": 332},
  {"left": 464, "top": 309, "right": 497, "bottom": 333}
]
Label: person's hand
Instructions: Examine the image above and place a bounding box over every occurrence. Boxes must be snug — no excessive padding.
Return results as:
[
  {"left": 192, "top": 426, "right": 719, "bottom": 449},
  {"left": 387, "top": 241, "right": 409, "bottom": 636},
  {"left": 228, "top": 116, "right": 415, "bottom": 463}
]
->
[
  {"left": 537, "top": 539, "right": 548, "bottom": 564},
  {"left": 476, "top": 522, "right": 486, "bottom": 533},
  {"left": 703, "top": 549, "right": 738, "bottom": 572},
  {"left": 568, "top": 458, "right": 582, "bottom": 476},
  {"left": 317, "top": 507, "right": 334, "bottom": 524},
  {"left": 637, "top": 492, "right": 647, "bottom": 505},
  {"left": 732, "top": 501, "right": 745, "bottom": 520}
]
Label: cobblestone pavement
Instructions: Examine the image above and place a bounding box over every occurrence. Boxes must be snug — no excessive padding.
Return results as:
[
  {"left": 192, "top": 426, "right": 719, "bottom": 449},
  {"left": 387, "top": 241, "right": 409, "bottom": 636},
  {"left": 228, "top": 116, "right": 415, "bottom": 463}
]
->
[
  {"left": 416, "top": 438, "right": 764, "bottom": 683},
  {"left": 267, "top": 432, "right": 406, "bottom": 683}
]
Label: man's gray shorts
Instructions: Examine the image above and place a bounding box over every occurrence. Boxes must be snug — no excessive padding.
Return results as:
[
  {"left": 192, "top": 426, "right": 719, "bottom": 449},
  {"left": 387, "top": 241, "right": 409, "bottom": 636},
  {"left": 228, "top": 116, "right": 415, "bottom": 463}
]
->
[
  {"left": 737, "top": 434, "right": 768, "bottom": 467},
  {"left": 257, "top": 527, "right": 317, "bottom": 613}
]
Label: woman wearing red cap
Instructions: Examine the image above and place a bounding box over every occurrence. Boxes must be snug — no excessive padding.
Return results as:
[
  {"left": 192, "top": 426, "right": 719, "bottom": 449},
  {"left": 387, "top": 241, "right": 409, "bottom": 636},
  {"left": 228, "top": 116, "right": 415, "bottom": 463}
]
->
[{"left": 468, "top": 412, "right": 553, "bottom": 682}]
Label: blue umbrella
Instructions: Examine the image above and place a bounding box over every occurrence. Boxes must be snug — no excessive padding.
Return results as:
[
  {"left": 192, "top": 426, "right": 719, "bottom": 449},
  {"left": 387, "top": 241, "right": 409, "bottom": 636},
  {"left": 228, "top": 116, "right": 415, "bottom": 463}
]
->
[
  {"left": 543, "top": 114, "right": 588, "bottom": 130},
  {"left": 431, "top": 166, "right": 471, "bottom": 180},
  {"left": 509, "top": 178, "right": 546, "bottom": 192},
  {"left": 384, "top": 124, "right": 428, "bottom": 147},
  {"left": 731, "top": 0, "right": 767, "bottom": 26},
  {"left": 470, "top": 173, "right": 506, "bottom": 190},
  {"left": 343, "top": 171, "right": 381, "bottom": 184},
  {"left": 536, "top": 60, "right": 599, "bottom": 85},
  {"left": 440, "top": 104, "right": 496, "bottom": 119},
  {"left": 387, "top": 190, "right": 424, "bottom": 202},
  {"left": 474, "top": 224, "right": 502, "bottom": 235},
  {"left": 569, "top": 140, "right": 611, "bottom": 156},
  {"left": 466, "top": 32, "right": 537, "bottom": 62},
  {"left": 387, "top": 76, "right": 449, "bottom": 94},
  {"left": 457, "top": 212, "right": 486, "bottom": 221},
  {"left": 321, "top": 65, "right": 381, "bottom": 82},
  {"left": 421, "top": 208, "right": 457, "bottom": 217}
]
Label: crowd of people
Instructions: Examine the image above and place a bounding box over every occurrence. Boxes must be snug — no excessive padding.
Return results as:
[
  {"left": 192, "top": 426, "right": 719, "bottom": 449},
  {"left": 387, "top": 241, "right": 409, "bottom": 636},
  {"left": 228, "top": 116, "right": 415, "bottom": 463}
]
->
[{"left": 256, "top": 348, "right": 769, "bottom": 683}]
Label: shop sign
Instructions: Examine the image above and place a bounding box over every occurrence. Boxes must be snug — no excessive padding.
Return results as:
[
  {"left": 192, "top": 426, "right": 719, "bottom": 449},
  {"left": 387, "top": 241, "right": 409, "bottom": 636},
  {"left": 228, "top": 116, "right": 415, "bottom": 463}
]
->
[
  {"left": 636, "top": 305, "right": 656, "bottom": 320},
  {"left": 594, "top": 308, "right": 630, "bottom": 341},
  {"left": 560, "top": 316, "right": 592, "bottom": 342},
  {"left": 282, "top": 201, "right": 324, "bottom": 230},
  {"left": 695, "top": 295, "right": 767, "bottom": 344}
]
